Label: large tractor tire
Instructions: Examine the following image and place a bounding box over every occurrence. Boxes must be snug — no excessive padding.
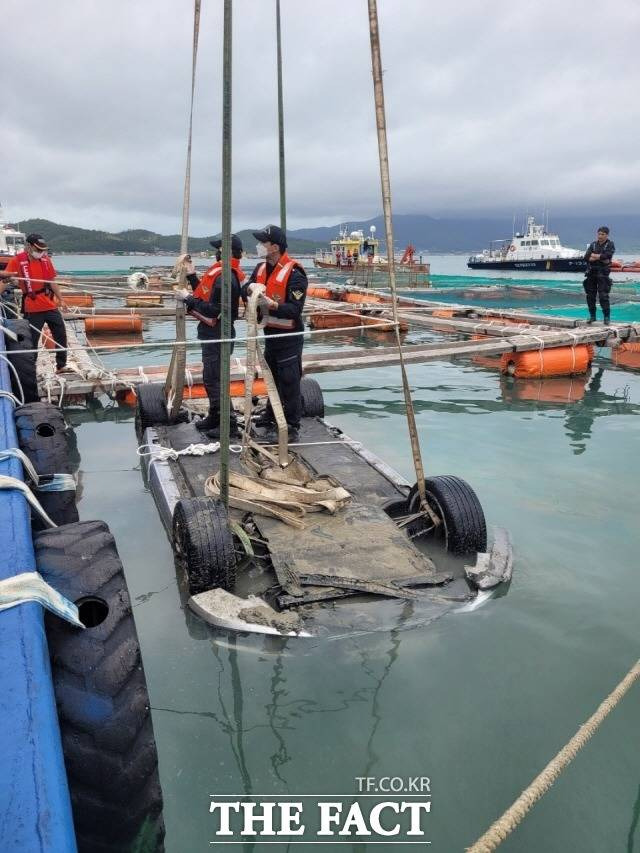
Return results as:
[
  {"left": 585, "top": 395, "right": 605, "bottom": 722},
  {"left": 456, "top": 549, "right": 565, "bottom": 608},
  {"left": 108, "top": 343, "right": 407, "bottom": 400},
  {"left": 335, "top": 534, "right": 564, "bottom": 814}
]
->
[
  {"left": 135, "top": 383, "right": 169, "bottom": 440},
  {"left": 35, "top": 520, "right": 164, "bottom": 853},
  {"left": 408, "top": 475, "right": 487, "bottom": 555},
  {"left": 14, "top": 401, "right": 79, "bottom": 528},
  {"left": 3, "top": 318, "right": 39, "bottom": 403},
  {"left": 300, "top": 377, "right": 325, "bottom": 418},
  {"left": 172, "top": 497, "right": 236, "bottom": 595}
]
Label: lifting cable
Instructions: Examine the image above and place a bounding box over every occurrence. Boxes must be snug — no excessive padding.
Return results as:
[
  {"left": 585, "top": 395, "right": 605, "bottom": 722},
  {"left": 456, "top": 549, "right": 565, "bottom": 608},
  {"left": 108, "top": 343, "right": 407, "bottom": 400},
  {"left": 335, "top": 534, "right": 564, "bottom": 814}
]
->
[
  {"left": 367, "top": 0, "right": 436, "bottom": 524},
  {"left": 180, "top": 0, "right": 201, "bottom": 257},
  {"left": 218, "top": 0, "right": 234, "bottom": 507}
]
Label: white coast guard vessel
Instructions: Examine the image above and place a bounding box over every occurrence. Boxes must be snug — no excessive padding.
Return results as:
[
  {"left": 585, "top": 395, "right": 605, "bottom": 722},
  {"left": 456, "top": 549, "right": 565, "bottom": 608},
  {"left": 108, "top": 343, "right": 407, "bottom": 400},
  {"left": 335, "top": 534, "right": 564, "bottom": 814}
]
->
[{"left": 468, "top": 216, "right": 586, "bottom": 272}]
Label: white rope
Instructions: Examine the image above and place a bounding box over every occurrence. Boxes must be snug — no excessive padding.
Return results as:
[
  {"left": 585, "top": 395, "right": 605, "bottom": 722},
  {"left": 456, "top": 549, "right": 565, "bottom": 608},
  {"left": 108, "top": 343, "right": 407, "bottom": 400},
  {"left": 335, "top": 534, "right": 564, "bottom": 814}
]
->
[
  {"left": 0, "top": 447, "right": 40, "bottom": 484},
  {"left": 138, "top": 365, "right": 150, "bottom": 383},
  {"left": 0, "top": 353, "right": 26, "bottom": 405},
  {"left": 0, "top": 390, "right": 21, "bottom": 406},
  {"left": 136, "top": 441, "right": 242, "bottom": 462},
  {"left": 0, "top": 474, "right": 57, "bottom": 528},
  {"left": 0, "top": 572, "right": 83, "bottom": 628}
]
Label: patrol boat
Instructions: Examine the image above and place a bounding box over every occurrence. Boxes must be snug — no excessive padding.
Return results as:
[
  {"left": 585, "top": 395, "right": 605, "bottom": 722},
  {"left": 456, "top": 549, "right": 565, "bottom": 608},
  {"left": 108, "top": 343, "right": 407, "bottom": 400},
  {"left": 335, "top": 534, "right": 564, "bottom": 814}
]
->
[
  {"left": 0, "top": 206, "right": 26, "bottom": 271},
  {"left": 467, "top": 216, "right": 587, "bottom": 272}
]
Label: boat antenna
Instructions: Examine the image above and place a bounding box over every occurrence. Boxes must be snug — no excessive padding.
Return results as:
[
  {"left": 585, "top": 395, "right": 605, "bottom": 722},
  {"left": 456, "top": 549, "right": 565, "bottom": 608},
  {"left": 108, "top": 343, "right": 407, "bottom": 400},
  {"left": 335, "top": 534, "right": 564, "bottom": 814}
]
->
[
  {"left": 276, "top": 0, "right": 286, "bottom": 231},
  {"left": 367, "top": 0, "right": 434, "bottom": 521},
  {"left": 218, "top": 0, "right": 233, "bottom": 507},
  {"left": 179, "top": 0, "right": 201, "bottom": 256}
]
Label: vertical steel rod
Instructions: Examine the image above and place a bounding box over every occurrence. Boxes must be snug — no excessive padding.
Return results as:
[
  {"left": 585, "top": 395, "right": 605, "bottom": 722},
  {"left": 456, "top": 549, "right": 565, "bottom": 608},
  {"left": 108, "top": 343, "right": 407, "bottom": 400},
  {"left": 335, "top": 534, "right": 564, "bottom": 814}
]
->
[
  {"left": 219, "top": 0, "right": 233, "bottom": 507},
  {"left": 367, "top": 0, "right": 428, "bottom": 508},
  {"left": 276, "top": 0, "right": 286, "bottom": 231}
]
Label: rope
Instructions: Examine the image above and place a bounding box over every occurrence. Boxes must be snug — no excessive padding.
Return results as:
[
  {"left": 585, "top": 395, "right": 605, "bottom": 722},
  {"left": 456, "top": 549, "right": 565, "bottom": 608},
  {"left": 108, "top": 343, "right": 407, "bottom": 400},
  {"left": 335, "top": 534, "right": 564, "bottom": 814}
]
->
[
  {"left": 0, "top": 390, "right": 21, "bottom": 406},
  {"left": 137, "top": 441, "right": 242, "bottom": 462},
  {"left": 180, "top": 0, "right": 201, "bottom": 256},
  {"left": 0, "top": 572, "right": 83, "bottom": 628},
  {"left": 0, "top": 447, "right": 41, "bottom": 484},
  {"left": 467, "top": 658, "right": 640, "bottom": 852},
  {"left": 367, "top": 0, "right": 438, "bottom": 528},
  {"left": 0, "top": 474, "right": 57, "bottom": 528},
  {"left": 0, "top": 353, "right": 26, "bottom": 404}
]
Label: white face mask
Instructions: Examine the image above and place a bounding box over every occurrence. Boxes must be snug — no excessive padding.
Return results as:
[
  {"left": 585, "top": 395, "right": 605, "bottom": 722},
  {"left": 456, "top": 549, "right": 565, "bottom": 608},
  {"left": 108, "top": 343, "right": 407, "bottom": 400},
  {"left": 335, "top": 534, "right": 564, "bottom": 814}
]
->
[
  {"left": 31, "top": 250, "right": 45, "bottom": 259},
  {"left": 256, "top": 243, "right": 269, "bottom": 258}
]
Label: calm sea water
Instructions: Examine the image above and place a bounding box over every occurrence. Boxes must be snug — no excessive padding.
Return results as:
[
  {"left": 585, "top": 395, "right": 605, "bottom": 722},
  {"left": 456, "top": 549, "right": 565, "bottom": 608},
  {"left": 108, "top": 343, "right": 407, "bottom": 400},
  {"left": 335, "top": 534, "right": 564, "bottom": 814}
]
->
[{"left": 64, "top": 255, "right": 640, "bottom": 852}]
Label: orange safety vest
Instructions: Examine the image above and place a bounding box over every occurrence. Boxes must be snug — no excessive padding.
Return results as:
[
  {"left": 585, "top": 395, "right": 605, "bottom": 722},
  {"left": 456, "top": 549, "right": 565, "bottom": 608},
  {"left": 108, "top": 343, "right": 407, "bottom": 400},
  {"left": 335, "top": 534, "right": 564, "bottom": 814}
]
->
[
  {"left": 192, "top": 258, "right": 245, "bottom": 301},
  {"left": 7, "top": 252, "right": 58, "bottom": 313},
  {"left": 254, "top": 253, "right": 303, "bottom": 330}
]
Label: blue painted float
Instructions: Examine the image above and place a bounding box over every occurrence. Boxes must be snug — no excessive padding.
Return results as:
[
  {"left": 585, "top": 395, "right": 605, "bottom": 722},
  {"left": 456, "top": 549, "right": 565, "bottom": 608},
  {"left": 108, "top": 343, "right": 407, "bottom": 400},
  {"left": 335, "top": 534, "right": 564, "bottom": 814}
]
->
[{"left": 0, "top": 327, "right": 77, "bottom": 852}]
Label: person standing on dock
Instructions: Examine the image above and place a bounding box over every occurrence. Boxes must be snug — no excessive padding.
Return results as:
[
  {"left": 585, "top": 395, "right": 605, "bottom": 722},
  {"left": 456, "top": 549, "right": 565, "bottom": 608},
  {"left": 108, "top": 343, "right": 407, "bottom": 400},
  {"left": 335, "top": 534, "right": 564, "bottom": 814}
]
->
[
  {"left": 584, "top": 226, "right": 615, "bottom": 324},
  {"left": 180, "top": 234, "right": 245, "bottom": 438},
  {"left": 0, "top": 233, "right": 69, "bottom": 372},
  {"left": 246, "top": 224, "right": 307, "bottom": 443}
]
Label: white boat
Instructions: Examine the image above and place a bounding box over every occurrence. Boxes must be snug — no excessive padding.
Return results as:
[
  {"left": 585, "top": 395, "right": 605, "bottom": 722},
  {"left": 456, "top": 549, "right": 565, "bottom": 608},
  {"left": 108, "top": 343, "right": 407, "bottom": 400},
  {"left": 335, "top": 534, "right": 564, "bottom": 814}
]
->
[
  {"left": 0, "top": 206, "right": 26, "bottom": 271},
  {"left": 467, "top": 216, "right": 586, "bottom": 272}
]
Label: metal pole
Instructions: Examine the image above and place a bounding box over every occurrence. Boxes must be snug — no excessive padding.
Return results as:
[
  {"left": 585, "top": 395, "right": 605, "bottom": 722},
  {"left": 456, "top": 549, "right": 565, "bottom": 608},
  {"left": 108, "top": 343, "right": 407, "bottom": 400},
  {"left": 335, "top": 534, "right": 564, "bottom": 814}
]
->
[
  {"left": 219, "top": 0, "right": 233, "bottom": 507},
  {"left": 276, "top": 0, "right": 286, "bottom": 231},
  {"left": 180, "top": 0, "right": 201, "bottom": 255},
  {"left": 367, "top": 0, "right": 429, "bottom": 511}
]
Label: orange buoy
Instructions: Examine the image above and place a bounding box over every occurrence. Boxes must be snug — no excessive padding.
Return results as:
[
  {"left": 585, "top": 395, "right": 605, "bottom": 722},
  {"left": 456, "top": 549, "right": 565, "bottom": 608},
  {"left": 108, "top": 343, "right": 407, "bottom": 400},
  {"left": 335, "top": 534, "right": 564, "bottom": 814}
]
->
[
  {"left": 125, "top": 293, "right": 164, "bottom": 307},
  {"left": 500, "top": 344, "right": 593, "bottom": 378},
  {"left": 616, "top": 341, "right": 640, "bottom": 353},
  {"left": 85, "top": 315, "right": 143, "bottom": 334},
  {"left": 118, "top": 377, "right": 268, "bottom": 407},
  {"left": 60, "top": 292, "right": 94, "bottom": 308},
  {"left": 341, "top": 291, "right": 383, "bottom": 305},
  {"left": 613, "top": 347, "right": 640, "bottom": 370},
  {"left": 309, "top": 311, "right": 359, "bottom": 330},
  {"left": 360, "top": 314, "right": 408, "bottom": 332},
  {"left": 432, "top": 309, "right": 455, "bottom": 319},
  {"left": 307, "top": 287, "right": 335, "bottom": 299}
]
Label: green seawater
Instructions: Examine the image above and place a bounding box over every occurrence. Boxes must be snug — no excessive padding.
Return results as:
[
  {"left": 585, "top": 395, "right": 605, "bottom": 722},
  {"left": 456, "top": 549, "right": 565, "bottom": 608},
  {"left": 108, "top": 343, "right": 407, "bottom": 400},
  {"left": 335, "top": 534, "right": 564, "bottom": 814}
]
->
[{"left": 64, "top": 260, "right": 640, "bottom": 852}]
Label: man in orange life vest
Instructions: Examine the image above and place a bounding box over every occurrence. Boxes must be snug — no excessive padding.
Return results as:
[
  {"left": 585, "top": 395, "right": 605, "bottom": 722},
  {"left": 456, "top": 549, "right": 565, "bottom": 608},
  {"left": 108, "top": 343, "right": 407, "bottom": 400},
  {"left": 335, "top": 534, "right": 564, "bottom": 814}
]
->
[
  {"left": 181, "top": 234, "right": 245, "bottom": 439},
  {"left": 0, "top": 233, "right": 68, "bottom": 371},
  {"left": 245, "top": 225, "right": 307, "bottom": 443}
]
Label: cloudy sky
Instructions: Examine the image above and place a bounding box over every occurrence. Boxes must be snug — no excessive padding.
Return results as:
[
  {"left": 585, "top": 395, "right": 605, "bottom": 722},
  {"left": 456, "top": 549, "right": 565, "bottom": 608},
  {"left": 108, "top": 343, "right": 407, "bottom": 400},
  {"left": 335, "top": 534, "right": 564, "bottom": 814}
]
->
[{"left": 4, "top": 0, "right": 639, "bottom": 235}]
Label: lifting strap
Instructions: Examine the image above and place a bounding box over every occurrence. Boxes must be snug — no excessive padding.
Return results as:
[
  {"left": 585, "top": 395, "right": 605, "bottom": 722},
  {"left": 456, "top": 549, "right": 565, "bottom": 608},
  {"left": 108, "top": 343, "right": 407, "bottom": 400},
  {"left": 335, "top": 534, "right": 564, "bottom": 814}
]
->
[{"left": 179, "top": 0, "right": 201, "bottom": 257}]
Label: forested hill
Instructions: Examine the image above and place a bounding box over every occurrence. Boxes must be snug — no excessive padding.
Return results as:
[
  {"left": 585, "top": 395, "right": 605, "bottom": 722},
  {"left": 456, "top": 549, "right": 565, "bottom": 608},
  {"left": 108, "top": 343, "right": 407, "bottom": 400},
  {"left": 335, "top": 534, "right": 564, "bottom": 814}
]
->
[
  {"left": 15, "top": 213, "right": 640, "bottom": 254},
  {"left": 15, "top": 220, "right": 319, "bottom": 255}
]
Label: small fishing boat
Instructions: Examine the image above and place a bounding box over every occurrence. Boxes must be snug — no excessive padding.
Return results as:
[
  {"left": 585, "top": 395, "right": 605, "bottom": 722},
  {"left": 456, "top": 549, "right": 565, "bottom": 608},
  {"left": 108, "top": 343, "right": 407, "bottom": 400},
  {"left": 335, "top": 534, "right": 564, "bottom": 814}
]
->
[
  {"left": 0, "top": 206, "right": 26, "bottom": 272},
  {"left": 467, "top": 216, "right": 587, "bottom": 272},
  {"left": 314, "top": 224, "right": 430, "bottom": 274}
]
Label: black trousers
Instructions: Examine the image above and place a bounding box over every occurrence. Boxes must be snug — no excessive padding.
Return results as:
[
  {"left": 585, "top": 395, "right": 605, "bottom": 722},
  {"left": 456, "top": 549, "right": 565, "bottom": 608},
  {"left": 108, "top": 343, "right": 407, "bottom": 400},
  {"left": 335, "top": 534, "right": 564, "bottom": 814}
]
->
[
  {"left": 201, "top": 333, "right": 235, "bottom": 414},
  {"left": 264, "top": 343, "right": 303, "bottom": 429},
  {"left": 583, "top": 272, "right": 611, "bottom": 319},
  {"left": 28, "top": 309, "right": 67, "bottom": 368}
]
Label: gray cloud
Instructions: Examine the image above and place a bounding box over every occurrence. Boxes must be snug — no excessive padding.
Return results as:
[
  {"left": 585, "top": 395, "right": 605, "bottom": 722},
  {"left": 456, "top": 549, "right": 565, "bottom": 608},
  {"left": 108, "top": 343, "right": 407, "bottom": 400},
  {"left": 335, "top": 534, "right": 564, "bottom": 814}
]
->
[{"left": 4, "top": 0, "right": 640, "bottom": 234}]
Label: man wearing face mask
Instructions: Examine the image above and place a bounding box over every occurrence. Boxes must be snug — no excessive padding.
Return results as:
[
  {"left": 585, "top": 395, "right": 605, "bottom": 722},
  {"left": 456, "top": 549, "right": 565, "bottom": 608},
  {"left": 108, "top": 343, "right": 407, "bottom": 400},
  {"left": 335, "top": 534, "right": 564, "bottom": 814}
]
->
[
  {"left": 245, "top": 224, "right": 307, "bottom": 443},
  {"left": 181, "top": 234, "right": 245, "bottom": 438},
  {"left": 0, "top": 233, "right": 69, "bottom": 372}
]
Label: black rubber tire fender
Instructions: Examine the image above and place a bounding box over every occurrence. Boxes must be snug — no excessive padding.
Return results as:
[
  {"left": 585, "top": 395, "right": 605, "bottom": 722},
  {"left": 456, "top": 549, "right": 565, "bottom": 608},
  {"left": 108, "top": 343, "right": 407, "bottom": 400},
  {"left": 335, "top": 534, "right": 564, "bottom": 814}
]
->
[
  {"left": 408, "top": 474, "right": 487, "bottom": 555},
  {"left": 34, "top": 520, "right": 165, "bottom": 853},
  {"left": 172, "top": 496, "right": 236, "bottom": 595},
  {"left": 135, "top": 382, "right": 169, "bottom": 439},
  {"left": 300, "top": 376, "right": 325, "bottom": 418},
  {"left": 14, "top": 401, "right": 78, "bottom": 528},
  {"left": 3, "top": 318, "right": 39, "bottom": 403}
]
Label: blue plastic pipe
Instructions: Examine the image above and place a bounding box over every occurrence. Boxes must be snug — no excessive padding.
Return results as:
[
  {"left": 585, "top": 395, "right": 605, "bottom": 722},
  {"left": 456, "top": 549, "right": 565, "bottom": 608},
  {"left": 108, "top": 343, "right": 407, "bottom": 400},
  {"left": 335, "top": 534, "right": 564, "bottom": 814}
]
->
[{"left": 0, "top": 330, "right": 77, "bottom": 852}]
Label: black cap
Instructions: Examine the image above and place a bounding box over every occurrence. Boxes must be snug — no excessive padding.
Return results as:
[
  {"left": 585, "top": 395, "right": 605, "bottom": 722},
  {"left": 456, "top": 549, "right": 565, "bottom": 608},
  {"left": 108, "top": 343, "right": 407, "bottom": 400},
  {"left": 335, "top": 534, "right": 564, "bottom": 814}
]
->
[
  {"left": 597, "top": 225, "right": 610, "bottom": 234},
  {"left": 210, "top": 234, "right": 243, "bottom": 253},
  {"left": 252, "top": 224, "right": 287, "bottom": 250},
  {"left": 26, "top": 233, "right": 48, "bottom": 250}
]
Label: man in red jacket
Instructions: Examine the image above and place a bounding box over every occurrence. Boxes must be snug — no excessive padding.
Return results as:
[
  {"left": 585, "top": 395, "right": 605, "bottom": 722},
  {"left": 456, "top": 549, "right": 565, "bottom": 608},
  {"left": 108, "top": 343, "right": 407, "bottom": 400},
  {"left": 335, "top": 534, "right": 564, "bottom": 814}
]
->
[{"left": 0, "top": 233, "right": 69, "bottom": 371}]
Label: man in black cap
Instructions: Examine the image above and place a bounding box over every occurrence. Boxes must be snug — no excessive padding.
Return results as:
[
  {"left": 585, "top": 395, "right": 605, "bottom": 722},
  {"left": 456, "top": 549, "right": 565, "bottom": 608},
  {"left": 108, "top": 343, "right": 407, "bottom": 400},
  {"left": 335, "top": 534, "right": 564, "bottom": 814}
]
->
[
  {"left": 584, "top": 226, "right": 615, "bottom": 325},
  {"left": 0, "top": 233, "right": 69, "bottom": 371},
  {"left": 245, "top": 224, "right": 307, "bottom": 443},
  {"left": 180, "top": 234, "right": 245, "bottom": 438}
]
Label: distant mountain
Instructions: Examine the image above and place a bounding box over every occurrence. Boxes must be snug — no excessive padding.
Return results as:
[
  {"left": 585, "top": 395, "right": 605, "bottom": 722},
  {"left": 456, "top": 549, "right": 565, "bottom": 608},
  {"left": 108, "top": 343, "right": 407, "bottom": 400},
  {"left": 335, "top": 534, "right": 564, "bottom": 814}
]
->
[
  {"left": 14, "top": 214, "right": 640, "bottom": 255},
  {"left": 15, "top": 220, "right": 318, "bottom": 255},
  {"left": 291, "top": 214, "right": 640, "bottom": 253}
]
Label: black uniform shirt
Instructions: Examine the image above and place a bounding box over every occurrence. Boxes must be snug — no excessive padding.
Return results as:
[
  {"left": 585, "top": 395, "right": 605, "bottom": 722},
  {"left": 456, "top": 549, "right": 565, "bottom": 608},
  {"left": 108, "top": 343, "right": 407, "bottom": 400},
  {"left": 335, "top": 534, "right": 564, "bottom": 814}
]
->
[{"left": 585, "top": 238, "right": 615, "bottom": 272}]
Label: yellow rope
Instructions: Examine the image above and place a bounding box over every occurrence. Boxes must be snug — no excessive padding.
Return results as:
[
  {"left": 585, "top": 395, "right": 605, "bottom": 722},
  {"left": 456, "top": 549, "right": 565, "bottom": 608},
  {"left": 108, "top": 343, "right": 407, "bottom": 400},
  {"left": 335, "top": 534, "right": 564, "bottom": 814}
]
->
[{"left": 467, "top": 658, "right": 640, "bottom": 852}]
